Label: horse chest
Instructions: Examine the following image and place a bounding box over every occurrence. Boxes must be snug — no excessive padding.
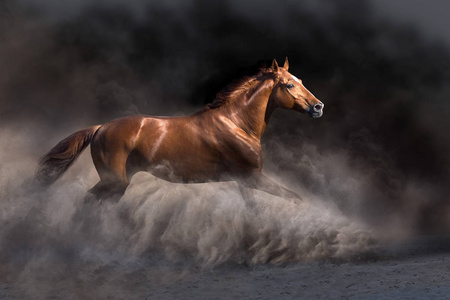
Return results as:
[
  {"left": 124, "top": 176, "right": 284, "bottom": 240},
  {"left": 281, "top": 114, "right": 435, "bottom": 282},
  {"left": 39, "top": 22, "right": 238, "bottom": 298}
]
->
[{"left": 213, "top": 131, "right": 262, "bottom": 171}]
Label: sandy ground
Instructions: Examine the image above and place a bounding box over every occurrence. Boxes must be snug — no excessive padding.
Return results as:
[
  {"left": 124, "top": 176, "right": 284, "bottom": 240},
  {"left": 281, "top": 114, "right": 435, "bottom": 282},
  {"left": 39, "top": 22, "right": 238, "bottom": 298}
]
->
[
  {"left": 1, "top": 168, "right": 449, "bottom": 300},
  {"left": 1, "top": 149, "right": 449, "bottom": 300},
  {"left": 1, "top": 235, "right": 450, "bottom": 299}
]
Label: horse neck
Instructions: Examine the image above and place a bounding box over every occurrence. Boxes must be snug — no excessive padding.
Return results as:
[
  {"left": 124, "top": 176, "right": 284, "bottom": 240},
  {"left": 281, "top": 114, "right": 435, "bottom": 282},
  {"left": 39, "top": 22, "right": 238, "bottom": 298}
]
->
[{"left": 219, "top": 77, "right": 275, "bottom": 139}]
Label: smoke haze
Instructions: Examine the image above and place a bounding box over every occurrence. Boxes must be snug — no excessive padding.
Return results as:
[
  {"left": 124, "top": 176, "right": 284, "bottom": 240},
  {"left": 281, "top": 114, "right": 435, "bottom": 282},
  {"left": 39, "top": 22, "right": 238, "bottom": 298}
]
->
[{"left": 1, "top": 0, "right": 450, "bottom": 297}]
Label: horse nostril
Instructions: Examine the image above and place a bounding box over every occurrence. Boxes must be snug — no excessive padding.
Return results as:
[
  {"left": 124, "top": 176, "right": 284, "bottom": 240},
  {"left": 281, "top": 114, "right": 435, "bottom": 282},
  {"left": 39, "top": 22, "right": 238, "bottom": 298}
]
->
[{"left": 314, "top": 103, "right": 323, "bottom": 112}]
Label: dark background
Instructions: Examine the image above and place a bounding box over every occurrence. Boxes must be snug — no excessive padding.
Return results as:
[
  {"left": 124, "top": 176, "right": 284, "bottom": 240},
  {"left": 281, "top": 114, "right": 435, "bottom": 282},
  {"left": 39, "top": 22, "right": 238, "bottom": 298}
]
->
[{"left": 1, "top": 0, "right": 449, "bottom": 233}]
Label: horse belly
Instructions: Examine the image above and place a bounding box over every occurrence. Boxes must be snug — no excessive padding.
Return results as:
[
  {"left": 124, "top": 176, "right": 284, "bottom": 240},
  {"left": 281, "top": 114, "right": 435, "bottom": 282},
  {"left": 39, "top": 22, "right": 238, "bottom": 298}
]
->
[{"left": 151, "top": 155, "right": 221, "bottom": 182}]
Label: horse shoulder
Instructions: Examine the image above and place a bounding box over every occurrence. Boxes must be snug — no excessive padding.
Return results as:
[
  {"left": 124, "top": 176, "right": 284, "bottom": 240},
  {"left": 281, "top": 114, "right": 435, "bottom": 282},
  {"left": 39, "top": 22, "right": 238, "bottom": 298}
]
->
[{"left": 212, "top": 114, "right": 263, "bottom": 170}]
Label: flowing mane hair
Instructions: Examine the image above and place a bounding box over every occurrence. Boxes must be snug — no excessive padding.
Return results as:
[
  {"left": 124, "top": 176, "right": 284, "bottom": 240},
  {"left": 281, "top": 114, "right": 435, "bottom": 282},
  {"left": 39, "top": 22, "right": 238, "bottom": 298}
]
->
[{"left": 200, "top": 66, "right": 276, "bottom": 112}]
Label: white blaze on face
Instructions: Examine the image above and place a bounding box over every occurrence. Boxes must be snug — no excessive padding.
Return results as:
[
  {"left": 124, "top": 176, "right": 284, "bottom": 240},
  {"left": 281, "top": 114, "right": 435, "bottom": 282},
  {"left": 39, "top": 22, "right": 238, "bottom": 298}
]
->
[
  {"left": 291, "top": 74, "right": 318, "bottom": 100},
  {"left": 291, "top": 75, "right": 302, "bottom": 84}
]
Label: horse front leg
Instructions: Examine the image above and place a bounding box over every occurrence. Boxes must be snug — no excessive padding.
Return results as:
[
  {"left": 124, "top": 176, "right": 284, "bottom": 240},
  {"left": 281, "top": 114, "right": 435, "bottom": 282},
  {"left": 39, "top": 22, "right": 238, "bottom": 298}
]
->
[{"left": 237, "top": 172, "right": 304, "bottom": 205}]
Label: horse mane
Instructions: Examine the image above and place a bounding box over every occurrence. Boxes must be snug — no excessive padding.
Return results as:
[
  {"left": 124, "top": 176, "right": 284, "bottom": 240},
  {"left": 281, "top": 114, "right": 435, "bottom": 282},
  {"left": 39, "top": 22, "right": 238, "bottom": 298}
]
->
[{"left": 198, "top": 66, "right": 275, "bottom": 113}]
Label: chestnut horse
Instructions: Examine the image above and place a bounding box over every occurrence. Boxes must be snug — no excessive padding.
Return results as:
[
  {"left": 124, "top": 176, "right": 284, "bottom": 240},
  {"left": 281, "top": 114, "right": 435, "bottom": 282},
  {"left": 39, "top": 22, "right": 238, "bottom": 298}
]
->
[{"left": 35, "top": 58, "right": 324, "bottom": 203}]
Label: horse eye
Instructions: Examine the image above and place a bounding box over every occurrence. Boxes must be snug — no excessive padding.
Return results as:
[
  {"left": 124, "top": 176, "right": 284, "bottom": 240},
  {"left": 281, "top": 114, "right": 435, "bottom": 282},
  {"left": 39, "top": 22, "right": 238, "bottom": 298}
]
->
[{"left": 286, "top": 83, "right": 295, "bottom": 89}]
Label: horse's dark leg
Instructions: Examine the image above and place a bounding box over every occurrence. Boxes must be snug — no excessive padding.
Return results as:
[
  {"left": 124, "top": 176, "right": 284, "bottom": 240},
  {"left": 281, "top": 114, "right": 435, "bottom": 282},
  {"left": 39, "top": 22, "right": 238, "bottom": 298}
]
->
[
  {"left": 237, "top": 172, "right": 304, "bottom": 205},
  {"left": 84, "top": 180, "right": 128, "bottom": 204},
  {"left": 87, "top": 147, "right": 131, "bottom": 204}
]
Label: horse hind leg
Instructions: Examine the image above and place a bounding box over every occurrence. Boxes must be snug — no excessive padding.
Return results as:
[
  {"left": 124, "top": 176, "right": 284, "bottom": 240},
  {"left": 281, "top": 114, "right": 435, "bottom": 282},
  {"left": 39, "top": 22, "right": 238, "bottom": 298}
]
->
[
  {"left": 85, "top": 152, "right": 130, "bottom": 204},
  {"left": 84, "top": 180, "right": 128, "bottom": 204}
]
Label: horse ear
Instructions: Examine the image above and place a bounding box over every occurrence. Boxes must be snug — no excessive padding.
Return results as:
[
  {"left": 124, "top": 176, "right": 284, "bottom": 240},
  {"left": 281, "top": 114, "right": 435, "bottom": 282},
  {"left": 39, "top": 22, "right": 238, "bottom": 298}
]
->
[
  {"left": 283, "top": 57, "right": 289, "bottom": 71},
  {"left": 271, "top": 59, "right": 279, "bottom": 72}
]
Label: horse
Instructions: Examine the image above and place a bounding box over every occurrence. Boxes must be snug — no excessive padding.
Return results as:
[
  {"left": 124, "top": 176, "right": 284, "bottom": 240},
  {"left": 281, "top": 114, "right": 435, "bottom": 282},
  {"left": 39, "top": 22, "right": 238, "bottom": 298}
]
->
[{"left": 35, "top": 58, "right": 324, "bottom": 204}]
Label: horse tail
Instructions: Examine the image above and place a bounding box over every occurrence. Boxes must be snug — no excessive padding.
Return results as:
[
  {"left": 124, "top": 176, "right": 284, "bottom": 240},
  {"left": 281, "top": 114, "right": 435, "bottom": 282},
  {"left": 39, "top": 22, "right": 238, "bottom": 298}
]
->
[{"left": 35, "top": 125, "right": 102, "bottom": 187}]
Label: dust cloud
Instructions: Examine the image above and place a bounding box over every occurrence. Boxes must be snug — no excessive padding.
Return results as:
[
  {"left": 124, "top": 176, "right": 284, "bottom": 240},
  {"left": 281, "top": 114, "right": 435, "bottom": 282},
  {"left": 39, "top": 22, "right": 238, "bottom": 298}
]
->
[
  {"left": 0, "top": 128, "right": 375, "bottom": 298},
  {"left": 0, "top": 128, "right": 374, "bottom": 266}
]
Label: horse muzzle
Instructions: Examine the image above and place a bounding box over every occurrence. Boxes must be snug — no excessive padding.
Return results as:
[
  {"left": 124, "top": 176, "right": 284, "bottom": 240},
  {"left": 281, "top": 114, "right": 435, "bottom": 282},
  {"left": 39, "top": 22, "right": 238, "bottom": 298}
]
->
[{"left": 308, "top": 102, "right": 324, "bottom": 119}]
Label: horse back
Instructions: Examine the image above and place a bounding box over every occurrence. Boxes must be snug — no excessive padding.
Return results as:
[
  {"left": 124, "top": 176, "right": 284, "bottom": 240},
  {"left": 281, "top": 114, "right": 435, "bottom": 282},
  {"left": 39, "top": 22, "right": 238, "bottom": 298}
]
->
[{"left": 91, "top": 115, "right": 146, "bottom": 153}]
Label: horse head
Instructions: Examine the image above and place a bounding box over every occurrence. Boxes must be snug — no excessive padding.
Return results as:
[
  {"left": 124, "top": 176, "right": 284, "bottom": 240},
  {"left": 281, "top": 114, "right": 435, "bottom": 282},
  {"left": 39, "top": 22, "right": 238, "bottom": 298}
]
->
[{"left": 269, "top": 58, "right": 324, "bottom": 119}]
